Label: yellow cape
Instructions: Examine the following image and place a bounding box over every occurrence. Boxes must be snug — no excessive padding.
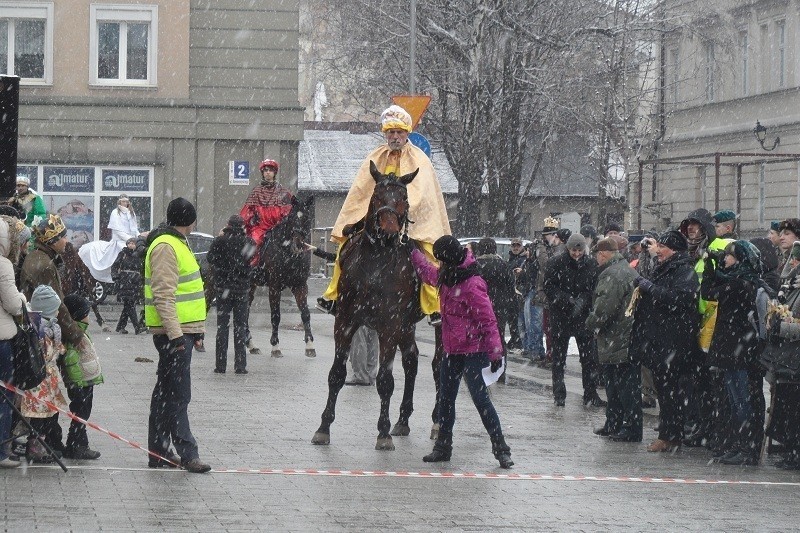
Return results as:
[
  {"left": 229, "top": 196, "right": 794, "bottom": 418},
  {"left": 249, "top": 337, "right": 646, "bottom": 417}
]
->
[{"left": 331, "top": 142, "right": 451, "bottom": 243}]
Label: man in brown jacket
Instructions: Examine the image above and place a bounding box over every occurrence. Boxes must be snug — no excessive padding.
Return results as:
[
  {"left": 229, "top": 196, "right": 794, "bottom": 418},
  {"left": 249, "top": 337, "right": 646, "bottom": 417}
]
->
[
  {"left": 20, "top": 214, "right": 85, "bottom": 346},
  {"left": 144, "top": 198, "right": 211, "bottom": 474}
]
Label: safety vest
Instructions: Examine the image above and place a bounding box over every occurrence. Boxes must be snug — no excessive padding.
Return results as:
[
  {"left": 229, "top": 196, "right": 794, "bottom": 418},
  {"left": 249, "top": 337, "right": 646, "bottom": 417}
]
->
[{"left": 144, "top": 233, "right": 206, "bottom": 327}]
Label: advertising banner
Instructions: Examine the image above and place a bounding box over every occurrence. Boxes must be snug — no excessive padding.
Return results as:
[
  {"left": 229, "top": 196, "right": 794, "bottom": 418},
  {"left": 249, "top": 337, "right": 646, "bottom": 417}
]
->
[
  {"left": 43, "top": 166, "right": 94, "bottom": 193},
  {"left": 102, "top": 169, "right": 150, "bottom": 192},
  {"left": 44, "top": 194, "right": 95, "bottom": 248}
]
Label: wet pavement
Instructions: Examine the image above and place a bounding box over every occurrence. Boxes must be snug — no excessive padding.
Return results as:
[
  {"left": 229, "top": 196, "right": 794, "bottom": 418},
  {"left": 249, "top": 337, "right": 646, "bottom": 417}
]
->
[{"left": 2, "top": 279, "right": 800, "bottom": 531}]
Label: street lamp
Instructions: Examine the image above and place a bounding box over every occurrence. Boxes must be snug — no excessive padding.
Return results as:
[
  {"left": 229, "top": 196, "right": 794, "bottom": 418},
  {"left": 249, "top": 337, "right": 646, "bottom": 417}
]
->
[{"left": 753, "top": 121, "right": 780, "bottom": 151}]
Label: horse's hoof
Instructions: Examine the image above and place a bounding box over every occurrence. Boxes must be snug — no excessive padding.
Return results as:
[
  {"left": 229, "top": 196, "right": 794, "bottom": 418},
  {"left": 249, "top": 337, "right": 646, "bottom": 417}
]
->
[
  {"left": 390, "top": 423, "right": 410, "bottom": 437},
  {"left": 305, "top": 348, "right": 316, "bottom": 358},
  {"left": 271, "top": 350, "right": 283, "bottom": 358},
  {"left": 430, "top": 423, "right": 440, "bottom": 441},
  {"left": 311, "top": 432, "right": 330, "bottom": 445},
  {"left": 375, "top": 436, "right": 395, "bottom": 451},
  {"left": 249, "top": 347, "right": 261, "bottom": 355}
]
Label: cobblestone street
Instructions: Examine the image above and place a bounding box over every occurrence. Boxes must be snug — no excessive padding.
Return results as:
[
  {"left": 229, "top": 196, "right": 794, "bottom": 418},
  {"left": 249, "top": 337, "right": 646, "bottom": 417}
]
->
[{"left": 2, "top": 282, "right": 799, "bottom": 531}]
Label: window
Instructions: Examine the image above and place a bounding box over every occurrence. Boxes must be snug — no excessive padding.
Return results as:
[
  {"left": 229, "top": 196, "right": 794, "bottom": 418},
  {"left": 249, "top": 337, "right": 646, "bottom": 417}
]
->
[
  {"left": 669, "top": 48, "right": 680, "bottom": 104},
  {"left": 90, "top": 5, "right": 157, "bottom": 86},
  {"left": 704, "top": 42, "right": 715, "bottom": 102},
  {"left": 759, "top": 23, "right": 769, "bottom": 93},
  {"left": 739, "top": 30, "right": 748, "bottom": 97},
  {"left": 0, "top": 2, "right": 53, "bottom": 84},
  {"left": 776, "top": 20, "right": 785, "bottom": 88}
]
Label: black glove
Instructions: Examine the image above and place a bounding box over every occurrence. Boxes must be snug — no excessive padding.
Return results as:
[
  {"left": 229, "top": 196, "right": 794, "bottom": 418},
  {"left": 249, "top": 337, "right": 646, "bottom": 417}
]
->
[
  {"left": 167, "top": 337, "right": 186, "bottom": 356},
  {"left": 490, "top": 357, "right": 503, "bottom": 373},
  {"left": 768, "top": 314, "right": 782, "bottom": 337},
  {"left": 634, "top": 276, "right": 653, "bottom": 293}
]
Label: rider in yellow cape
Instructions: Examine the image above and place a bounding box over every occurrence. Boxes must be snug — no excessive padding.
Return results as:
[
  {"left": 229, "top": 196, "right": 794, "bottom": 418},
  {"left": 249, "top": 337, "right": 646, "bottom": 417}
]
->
[{"left": 316, "top": 105, "right": 451, "bottom": 321}]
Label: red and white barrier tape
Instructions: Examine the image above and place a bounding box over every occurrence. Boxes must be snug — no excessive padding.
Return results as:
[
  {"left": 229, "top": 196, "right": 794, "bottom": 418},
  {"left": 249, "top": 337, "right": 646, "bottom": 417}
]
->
[
  {"left": 0, "top": 380, "right": 179, "bottom": 468},
  {"left": 6, "top": 380, "right": 800, "bottom": 486}
]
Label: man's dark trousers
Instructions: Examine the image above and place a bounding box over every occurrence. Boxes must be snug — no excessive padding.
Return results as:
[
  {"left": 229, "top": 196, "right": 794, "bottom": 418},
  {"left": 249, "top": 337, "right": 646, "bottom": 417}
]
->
[
  {"left": 215, "top": 293, "right": 249, "bottom": 372},
  {"left": 604, "top": 362, "right": 642, "bottom": 438},
  {"left": 148, "top": 333, "right": 199, "bottom": 462},
  {"left": 551, "top": 326, "right": 599, "bottom": 402}
]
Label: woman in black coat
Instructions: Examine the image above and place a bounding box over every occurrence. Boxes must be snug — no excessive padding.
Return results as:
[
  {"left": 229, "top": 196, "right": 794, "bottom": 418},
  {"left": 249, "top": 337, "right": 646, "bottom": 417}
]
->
[
  {"left": 630, "top": 230, "right": 699, "bottom": 452},
  {"left": 700, "top": 240, "right": 762, "bottom": 465},
  {"left": 111, "top": 237, "right": 145, "bottom": 334}
]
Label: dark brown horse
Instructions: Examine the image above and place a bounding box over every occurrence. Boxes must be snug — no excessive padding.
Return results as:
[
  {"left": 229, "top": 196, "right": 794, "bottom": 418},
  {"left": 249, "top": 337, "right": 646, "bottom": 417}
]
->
[
  {"left": 312, "top": 161, "right": 430, "bottom": 450},
  {"left": 250, "top": 195, "right": 316, "bottom": 358},
  {"left": 61, "top": 242, "right": 108, "bottom": 330}
]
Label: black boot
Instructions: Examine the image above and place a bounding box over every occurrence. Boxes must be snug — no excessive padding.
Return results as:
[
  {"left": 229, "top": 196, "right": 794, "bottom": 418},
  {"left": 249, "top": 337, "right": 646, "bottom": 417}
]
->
[
  {"left": 423, "top": 433, "right": 452, "bottom": 463},
  {"left": 491, "top": 436, "right": 514, "bottom": 469}
]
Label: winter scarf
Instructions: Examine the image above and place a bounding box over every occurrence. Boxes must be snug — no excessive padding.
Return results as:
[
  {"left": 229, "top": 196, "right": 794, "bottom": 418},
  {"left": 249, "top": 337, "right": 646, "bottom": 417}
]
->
[
  {"left": 438, "top": 262, "right": 479, "bottom": 288},
  {"left": 687, "top": 234, "right": 708, "bottom": 260}
]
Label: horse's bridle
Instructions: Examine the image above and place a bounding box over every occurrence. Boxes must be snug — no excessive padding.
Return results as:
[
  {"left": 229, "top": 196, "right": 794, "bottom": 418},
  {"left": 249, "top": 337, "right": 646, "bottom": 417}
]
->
[{"left": 368, "top": 178, "right": 412, "bottom": 245}]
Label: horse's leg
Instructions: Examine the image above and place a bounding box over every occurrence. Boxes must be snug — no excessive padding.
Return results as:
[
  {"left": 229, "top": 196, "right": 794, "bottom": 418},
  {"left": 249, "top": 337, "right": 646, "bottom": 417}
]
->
[
  {"left": 375, "top": 334, "right": 398, "bottom": 450},
  {"left": 312, "top": 317, "right": 357, "bottom": 445},
  {"left": 431, "top": 324, "right": 444, "bottom": 440},
  {"left": 391, "top": 328, "right": 418, "bottom": 437},
  {"left": 293, "top": 284, "right": 315, "bottom": 358},
  {"left": 269, "top": 286, "right": 282, "bottom": 357},
  {"left": 247, "top": 283, "right": 261, "bottom": 354}
]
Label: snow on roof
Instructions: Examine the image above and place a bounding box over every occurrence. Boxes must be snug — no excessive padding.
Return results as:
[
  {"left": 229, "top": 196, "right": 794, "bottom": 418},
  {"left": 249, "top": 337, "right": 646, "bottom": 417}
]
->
[{"left": 298, "top": 129, "right": 459, "bottom": 194}]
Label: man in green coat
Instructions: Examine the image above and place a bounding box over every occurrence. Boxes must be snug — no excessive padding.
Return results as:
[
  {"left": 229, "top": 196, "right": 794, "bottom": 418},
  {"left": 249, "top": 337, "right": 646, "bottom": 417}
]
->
[
  {"left": 14, "top": 176, "right": 46, "bottom": 228},
  {"left": 586, "top": 237, "right": 642, "bottom": 442}
]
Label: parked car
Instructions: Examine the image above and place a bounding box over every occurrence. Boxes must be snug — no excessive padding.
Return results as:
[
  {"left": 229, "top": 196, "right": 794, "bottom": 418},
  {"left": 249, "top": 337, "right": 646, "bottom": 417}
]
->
[
  {"left": 457, "top": 237, "right": 532, "bottom": 259},
  {"left": 93, "top": 231, "right": 215, "bottom": 304}
]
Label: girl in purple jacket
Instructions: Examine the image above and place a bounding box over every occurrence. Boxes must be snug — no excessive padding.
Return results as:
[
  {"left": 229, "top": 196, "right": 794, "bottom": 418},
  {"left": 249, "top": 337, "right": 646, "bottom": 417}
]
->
[{"left": 411, "top": 235, "right": 513, "bottom": 469}]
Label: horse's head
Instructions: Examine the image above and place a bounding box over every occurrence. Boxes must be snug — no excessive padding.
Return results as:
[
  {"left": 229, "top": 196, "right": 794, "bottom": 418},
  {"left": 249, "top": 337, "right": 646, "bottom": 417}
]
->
[
  {"left": 366, "top": 160, "right": 417, "bottom": 243},
  {"left": 283, "top": 196, "right": 314, "bottom": 254}
]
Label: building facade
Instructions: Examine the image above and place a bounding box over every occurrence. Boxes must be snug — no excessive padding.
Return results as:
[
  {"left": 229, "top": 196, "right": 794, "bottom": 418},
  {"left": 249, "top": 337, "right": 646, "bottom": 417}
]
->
[
  {"left": 2, "top": 0, "right": 303, "bottom": 242},
  {"left": 633, "top": 0, "right": 800, "bottom": 234}
]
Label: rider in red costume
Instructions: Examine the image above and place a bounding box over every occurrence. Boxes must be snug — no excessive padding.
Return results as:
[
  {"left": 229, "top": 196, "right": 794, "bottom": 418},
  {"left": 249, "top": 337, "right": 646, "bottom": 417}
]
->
[{"left": 239, "top": 159, "right": 294, "bottom": 250}]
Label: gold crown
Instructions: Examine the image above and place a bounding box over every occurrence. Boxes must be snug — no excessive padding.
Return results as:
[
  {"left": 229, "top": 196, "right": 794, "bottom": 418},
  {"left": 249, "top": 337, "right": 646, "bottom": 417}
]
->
[
  {"left": 32, "top": 214, "right": 67, "bottom": 244},
  {"left": 543, "top": 216, "right": 560, "bottom": 228}
]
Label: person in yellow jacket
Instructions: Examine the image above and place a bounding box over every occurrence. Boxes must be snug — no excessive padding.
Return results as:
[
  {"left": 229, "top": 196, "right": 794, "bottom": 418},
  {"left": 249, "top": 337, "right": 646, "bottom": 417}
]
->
[
  {"left": 144, "top": 197, "right": 211, "bottom": 474},
  {"left": 316, "top": 105, "right": 451, "bottom": 322},
  {"left": 678, "top": 207, "right": 735, "bottom": 449}
]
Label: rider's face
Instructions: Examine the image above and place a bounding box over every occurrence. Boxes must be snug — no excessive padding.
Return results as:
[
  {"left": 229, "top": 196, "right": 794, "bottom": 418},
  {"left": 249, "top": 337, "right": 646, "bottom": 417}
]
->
[
  {"left": 261, "top": 169, "right": 277, "bottom": 184},
  {"left": 385, "top": 129, "right": 409, "bottom": 151},
  {"left": 15, "top": 183, "right": 28, "bottom": 195}
]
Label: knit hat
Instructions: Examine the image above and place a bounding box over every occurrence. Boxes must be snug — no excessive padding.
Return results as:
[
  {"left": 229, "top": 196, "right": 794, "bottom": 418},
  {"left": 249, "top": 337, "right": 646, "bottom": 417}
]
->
[
  {"left": 542, "top": 216, "right": 560, "bottom": 235},
  {"left": 510, "top": 237, "right": 523, "bottom": 245},
  {"left": 713, "top": 210, "right": 736, "bottom": 223},
  {"left": 565, "top": 233, "right": 587, "bottom": 251},
  {"left": 380, "top": 105, "right": 413, "bottom": 133},
  {"left": 16, "top": 176, "right": 30, "bottom": 185},
  {"left": 580, "top": 224, "right": 597, "bottom": 240},
  {"left": 609, "top": 234, "right": 628, "bottom": 250},
  {"left": 166, "top": 197, "right": 197, "bottom": 227},
  {"left": 228, "top": 214, "right": 245, "bottom": 228},
  {"left": 603, "top": 222, "right": 622, "bottom": 235},
  {"left": 30, "top": 285, "right": 61, "bottom": 320},
  {"left": 779, "top": 218, "right": 800, "bottom": 237},
  {"left": 433, "top": 235, "right": 467, "bottom": 266},
  {"left": 126, "top": 237, "right": 137, "bottom": 245},
  {"left": 770, "top": 221, "right": 781, "bottom": 232},
  {"left": 591, "top": 237, "right": 618, "bottom": 253},
  {"left": 64, "top": 294, "right": 91, "bottom": 322},
  {"left": 556, "top": 228, "right": 572, "bottom": 243},
  {"left": 32, "top": 214, "right": 67, "bottom": 245},
  {"left": 657, "top": 230, "right": 688, "bottom": 252}
]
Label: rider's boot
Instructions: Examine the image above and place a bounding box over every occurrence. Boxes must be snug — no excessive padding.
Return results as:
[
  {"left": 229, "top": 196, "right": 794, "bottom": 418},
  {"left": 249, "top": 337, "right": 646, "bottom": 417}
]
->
[{"left": 315, "top": 297, "right": 336, "bottom": 315}]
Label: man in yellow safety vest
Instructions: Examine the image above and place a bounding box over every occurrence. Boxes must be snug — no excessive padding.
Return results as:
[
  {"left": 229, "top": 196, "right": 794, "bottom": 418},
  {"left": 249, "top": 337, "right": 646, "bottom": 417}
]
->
[{"left": 143, "top": 197, "right": 211, "bottom": 474}]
